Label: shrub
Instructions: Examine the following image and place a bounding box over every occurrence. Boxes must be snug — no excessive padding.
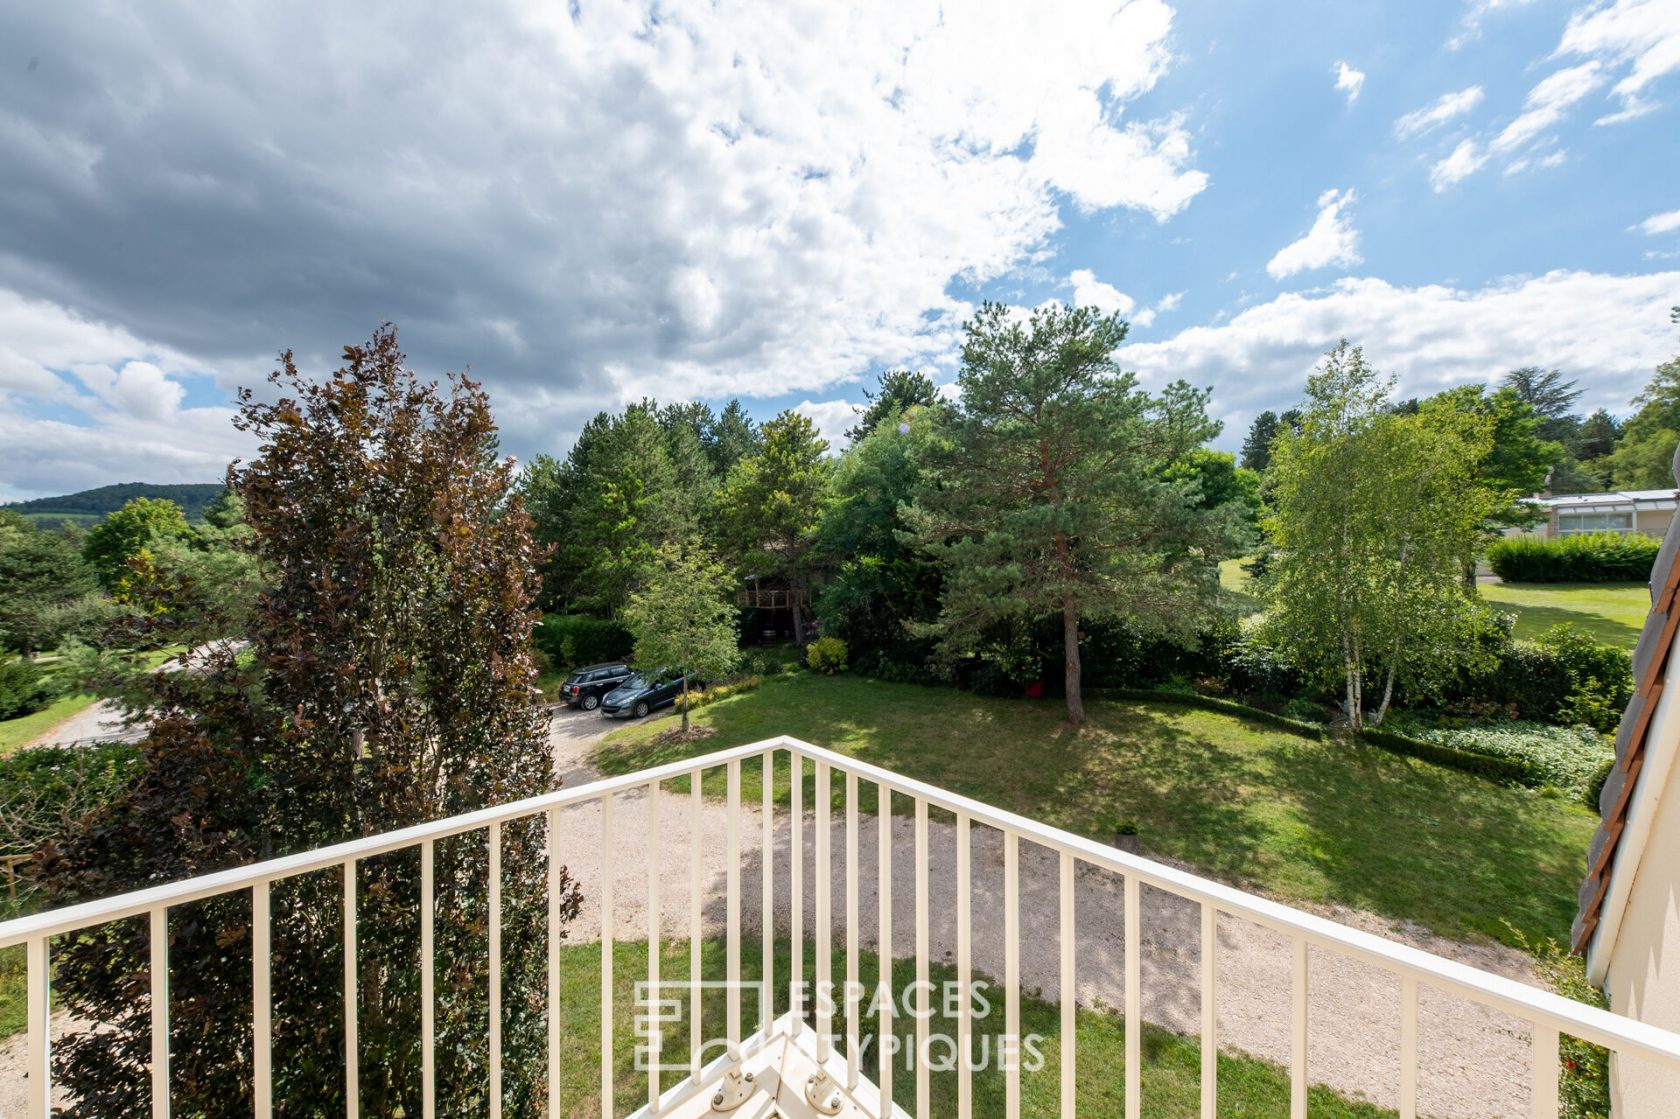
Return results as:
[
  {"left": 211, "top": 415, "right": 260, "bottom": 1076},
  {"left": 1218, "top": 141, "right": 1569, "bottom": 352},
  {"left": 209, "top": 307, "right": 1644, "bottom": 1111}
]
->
[
  {"left": 1451, "top": 625, "right": 1633, "bottom": 731},
  {"left": 1504, "top": 926, "right": 1611, "bottom": 1119},
  {"left": 1280, "top": 697, "right": 1326, "bottom": 723},
  {"left": 675, "top": 675, "right": 763, "bottom": 712},
  {"left": 1486, "top": 531, "right": 1660, "bottom": 583},
  {"left": 806, "top": 636, "right": 849, "bottom": 674},
  {"left": 535, "top": 614, "right": 633, "bottom": 670},
  {"left": 1375, "top": 716, "right": 1612, "bottom": 795},
  {"left": 0, "top": 742, "right": 141, "bottom": 858},
  {"left": 1584, "top": 755, "right": 1616, "bottom": 812},
  {"left": 0, "top": 659, "right": 54, "bottom": 721}
]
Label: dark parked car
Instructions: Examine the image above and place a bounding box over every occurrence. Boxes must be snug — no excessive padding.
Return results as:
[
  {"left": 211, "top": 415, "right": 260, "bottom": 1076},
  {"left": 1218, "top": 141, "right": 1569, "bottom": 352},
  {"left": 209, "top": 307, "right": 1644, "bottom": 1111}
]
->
[
  {"left": 559, "top": 662, "right": 633, "bottom": 710},
  {"left": 599, "top": 669, "right": 694, "bottom": 719}
]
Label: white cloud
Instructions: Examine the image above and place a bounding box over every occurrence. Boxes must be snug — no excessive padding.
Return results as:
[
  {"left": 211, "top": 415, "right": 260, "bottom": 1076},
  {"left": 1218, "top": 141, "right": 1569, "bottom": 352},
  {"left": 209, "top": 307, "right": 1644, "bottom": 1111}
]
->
[
  {"left": 0, "top": 291, "right": 249, "bottom": 497},
  {"left": 1155, "top": 292, "right": 1184, "bottom": 313},
  {"left": 791, "top": 398, "right": 864, "bottom": 451},
  {"left": 1638, "top": 208, "right": 1680, "bottom": 235},
  {"left": 1119, "top": 270, "right": 1680, "bottom": 432},
  {"left": 1068, "top": 269, "right": 1138, "bottom": 318},
  {"left": 0, "top": 0, "right": 1211, "bottom": 489},
  {"left": 1491, "top": 62, "right": 1605, "bottom": 155},
  {"left": 1333, "top": 61, "right": 1366, "bottom": 104},
  {"left": 1430, "top": 139, "right": 1489, "bottom": 190},
  {"left": 1265, "top": 189, "right": 1362, "bottom": 279},
  {"left": 1558, "top": 0, "right": 1680, "bottom": 119},
  {"left": 1448, "top": 0, "right": 1537, "bottom": 50},
  {"left": 1505, "top": 149, "right": 1568, "bottom": 175},
  {"left": 1394, "top": 86, "right": 1485, "bottom": 137}
]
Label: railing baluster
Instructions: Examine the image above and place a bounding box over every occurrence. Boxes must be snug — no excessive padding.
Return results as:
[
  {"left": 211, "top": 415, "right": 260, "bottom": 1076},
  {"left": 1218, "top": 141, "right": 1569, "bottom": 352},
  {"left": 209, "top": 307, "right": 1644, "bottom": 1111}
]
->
[
  {"left": 489, "top": 822, "right": 503, "bottom": 1119},
  {"left": 546, "top": 807, "right": 561, "bottom": 1119},
  {"left": 601, "top": 794, "right": 615, "bottom": 1119},
  {"left": 816, "top": 759, "right": 832, "bottom": 1064},
  {"left": 877, "top": 782, "right": 893, "bottom": 1116},
  {"left": 27, "top": 935, "right": 49, "bottom": 1119},
  {"left": 1291, "top": 935, "right": 1308, "bottom": 1119},
  {"left": 646, "top": 784, "right": 660, "bottom": 1114},
  {"left": 915, "top": 797, "right": 929, "bottom": 1119},
  {"left": 152, "top": 905, "right": 170, "bottom": 1119},
  {"left": 846, "top": 771, "right": 860, "bottom": 1090},
  {"left": 1399, "top": 976, "right": 1417, "bottom": 1119},
  {"left": 253, "top": 882, "right": 273, "bottom": 1119},
  {"left": 791, "top": 752, "right": 804, "bottom": 1040},
  {"left": 345, "top": 860, "right": 360, "bottom": 1119},
  {"left": 1006, "top": 831, "right": 1022, "bottom": 1119},
  {"left": 1124, "top": 874, "right": 1140, "bottom": 1119},
  {"left": 1532, "top": 1023, "right": 1560, "bottom": 1119},
  {"left": 689, "top": 777, "right": 702, "bottom": 1083},
  {"left": 956, "top": 813, "right": 972, "bottom": 1119},
  {"left": 421, "top": 840, "right": 435, "bottom": 1119},
  {"left": 1200, "top": 903, "right": 1216, "bottom": 1119},
  {"left": 728, "top": 759, "right": 742, "bottom": 1047},
  {"left": 762, "top": 750, "right": 775, "bottom": 1036},
  {"left": 1060, "top": 852, "right": 1075, "bottom": 1119}
]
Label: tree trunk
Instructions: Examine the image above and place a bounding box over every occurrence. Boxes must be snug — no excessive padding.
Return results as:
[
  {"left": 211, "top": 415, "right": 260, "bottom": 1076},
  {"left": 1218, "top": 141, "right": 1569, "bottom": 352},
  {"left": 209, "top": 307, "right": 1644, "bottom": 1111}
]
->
[
  {"left": 1343, "top": 630, "right": 1363, "bottom": 732},
  {"left": 1063, "top": 602, "right": 1085, "bottom": 726},
  {"left": 680, "top": 676, "right": 690, "bottom": 734},
  {"left": 790, "top": 572, "right": 807, "bottom": 647}
]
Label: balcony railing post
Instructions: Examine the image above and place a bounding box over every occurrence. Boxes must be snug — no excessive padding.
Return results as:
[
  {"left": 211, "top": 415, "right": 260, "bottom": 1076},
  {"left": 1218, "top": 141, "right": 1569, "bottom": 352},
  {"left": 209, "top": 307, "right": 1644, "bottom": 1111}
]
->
[
  {"left": 1200, "top": 902, "right": 1216, "bottom": 1119},
  {"left": 1005, "top": 831, "right": 1021, "bottom": 1119},
  {"left": 1124, "top": 874, "right": 1140, "bottom": 1119},
  {"left": 727, "top": 759, "right": 742, "bottom": 1047},
  {"left": 646, "top": 784, "right": 660, "bottom": 1115},
  {"left": 1060, "top": 852, "right": 1075, "bottom": 1119},
  {"left": 600, "top": 794, "right": 615, "bottom": 1119},
  {"left": 956, "top": 812, "right": 972, "bottom": 1119},
  {"left": 345, "top": 859, "right": 360, "bottom": 1119},
  {"left": 845, "top": 770, "right": 860, "bottom": 1090},
  {"left": 1532, "top": 1024, "right": 1560, "bottom": 1119},
  {"left": 915, "top": 797, "right": 930, "bottom": 1119},
  {"left": 490, "top": 821, "right": 503, "bottom": 1119},
  {"left": 762, "top": 750, "right": 775, "bottom": 1036},
  {"left": 253, "top": 881, "right": 273, "bottom": 1119},
  {"left": 790, "top": 752, "right": 804, "bottom": 1041},
  {"left": 1399, "top": 975, "right": 1418, "bottom": 1119},
  {"left": 152, "top": 905, "right": 170, "bottom": 1119},
  {"left": 689, "top": 778, "right": 702, "bottom": 1084},
  {"left": 546, "top": 807, "right": 561, "bottom": 1119},
  {"left": 815, "top": 759, "right": 831, "bottom": 1063},
  {"left": 421, "top": 839, "right": 435, "bottom": 1119},
  {"left": 26, "top": 935, "right": 49, "bottom": 1119},
  {"left": 877, "top": 781, "right": 893, "bottom": 1115}
]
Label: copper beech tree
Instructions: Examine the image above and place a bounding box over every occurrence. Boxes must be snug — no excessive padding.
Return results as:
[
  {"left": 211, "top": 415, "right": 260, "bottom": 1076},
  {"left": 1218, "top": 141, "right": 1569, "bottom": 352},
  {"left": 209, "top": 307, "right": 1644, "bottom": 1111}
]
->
[{"left": 39, "top": 327, "right": 582, "bottom": 1116}]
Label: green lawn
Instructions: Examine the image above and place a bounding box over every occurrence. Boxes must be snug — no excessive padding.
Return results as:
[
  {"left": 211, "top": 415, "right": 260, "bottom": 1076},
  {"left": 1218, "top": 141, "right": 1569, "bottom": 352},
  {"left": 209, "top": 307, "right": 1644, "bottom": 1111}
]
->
[
  {"left": 0, "top": 690, "right": 98, "bottom": 755},
  {"left": 596, "top": 674, "right": 1596, "bottom": 948},
  {"left": 1478, "top": 581, "right": 1648, "bottom": 649}
]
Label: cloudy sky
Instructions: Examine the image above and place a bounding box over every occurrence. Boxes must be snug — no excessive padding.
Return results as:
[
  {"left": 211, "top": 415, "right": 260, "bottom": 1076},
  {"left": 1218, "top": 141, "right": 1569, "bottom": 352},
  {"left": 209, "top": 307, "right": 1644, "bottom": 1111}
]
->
[{"left": 1, "top": 0, "right": 1678, "bottom": 500}]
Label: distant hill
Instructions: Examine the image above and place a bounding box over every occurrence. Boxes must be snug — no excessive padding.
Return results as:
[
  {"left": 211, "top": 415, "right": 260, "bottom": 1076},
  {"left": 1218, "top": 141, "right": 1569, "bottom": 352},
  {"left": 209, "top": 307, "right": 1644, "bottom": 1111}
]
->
[{"left": 4, "top": 482, "right": 228, "bottom": 525}]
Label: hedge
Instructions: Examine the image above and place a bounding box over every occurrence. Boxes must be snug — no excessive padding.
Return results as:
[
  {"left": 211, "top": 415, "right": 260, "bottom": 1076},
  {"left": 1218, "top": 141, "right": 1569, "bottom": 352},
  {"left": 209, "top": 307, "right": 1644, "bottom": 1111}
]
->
[
  {"left": 1485, "top": 531, "right": 1660, "bottom": 583},
  {"left": 535, "top": 615, "right": 633, "bottom": 670},
  {"left": 0, "top": 659, "right": 54, "bottom": 721}
]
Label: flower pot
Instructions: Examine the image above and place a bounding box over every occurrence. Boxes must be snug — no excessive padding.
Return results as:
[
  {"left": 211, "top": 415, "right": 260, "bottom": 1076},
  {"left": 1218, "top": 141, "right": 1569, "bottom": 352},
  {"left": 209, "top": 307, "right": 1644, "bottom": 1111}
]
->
[{"left": 1114, "top": 831, "right": 1139, "bottom": 854}]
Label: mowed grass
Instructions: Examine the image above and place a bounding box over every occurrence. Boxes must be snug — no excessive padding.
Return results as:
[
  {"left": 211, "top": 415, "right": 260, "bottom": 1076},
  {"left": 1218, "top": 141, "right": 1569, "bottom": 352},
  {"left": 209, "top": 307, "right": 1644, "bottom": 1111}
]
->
[
  {"left": 559, "top": 939, "right": 1390, "bottom": 1119},
  {"left": 1477, "top": 581, "right": 1648, "bottom": 649},
  {"left": 0, "top": 690, "right": 98, "bottom": 755},
  {"left": 596, "top": 674, "right": 1596, "bottom": 948}
]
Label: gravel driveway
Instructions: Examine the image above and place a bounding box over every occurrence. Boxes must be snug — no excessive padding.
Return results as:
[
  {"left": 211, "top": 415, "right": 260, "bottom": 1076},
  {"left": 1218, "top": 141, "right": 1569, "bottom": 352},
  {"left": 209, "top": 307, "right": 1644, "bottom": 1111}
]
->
[
  {"left": 551, "top": 708, "right": 1543, "bottom": 1119},
  {"left": 0, "top": 708, "right": 1547, "bottom": 1118}
]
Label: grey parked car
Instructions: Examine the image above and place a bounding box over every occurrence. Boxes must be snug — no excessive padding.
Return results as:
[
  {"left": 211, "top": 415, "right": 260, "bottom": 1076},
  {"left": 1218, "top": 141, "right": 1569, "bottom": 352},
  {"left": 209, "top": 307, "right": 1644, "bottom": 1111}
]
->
[{"left": 599, "top": 669, "right": 695, "bottom": 719}]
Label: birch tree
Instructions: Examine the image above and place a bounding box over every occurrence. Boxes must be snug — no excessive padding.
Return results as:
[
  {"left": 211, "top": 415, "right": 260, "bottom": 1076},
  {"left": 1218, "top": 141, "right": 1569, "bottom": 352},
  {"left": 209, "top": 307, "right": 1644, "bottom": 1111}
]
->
[{"left": 1261, "top": 342, "right": 1496, "bottom": 728}]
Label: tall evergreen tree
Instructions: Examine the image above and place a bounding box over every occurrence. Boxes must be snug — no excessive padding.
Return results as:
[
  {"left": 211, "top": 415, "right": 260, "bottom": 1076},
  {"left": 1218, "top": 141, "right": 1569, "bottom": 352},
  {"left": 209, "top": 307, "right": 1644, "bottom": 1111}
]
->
[
  {"left": 907, "top": 302, "right": 1241, "bottom": 725},
  {"left": 846, "top": 369, "right": 940, "bottom": 443},
  {"left": 718, "top": 410, "right": 833, "bottom": 645},
  {"left": 1241, "top": 410, "right": 1281, "bottom": 471}
]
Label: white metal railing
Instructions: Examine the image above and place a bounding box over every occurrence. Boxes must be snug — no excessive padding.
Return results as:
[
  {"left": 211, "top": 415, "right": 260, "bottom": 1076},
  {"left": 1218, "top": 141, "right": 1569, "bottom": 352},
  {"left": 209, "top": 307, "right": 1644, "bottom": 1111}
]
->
[{"left": 6, "top": 734, "right": 1680, "bottom": 1119}]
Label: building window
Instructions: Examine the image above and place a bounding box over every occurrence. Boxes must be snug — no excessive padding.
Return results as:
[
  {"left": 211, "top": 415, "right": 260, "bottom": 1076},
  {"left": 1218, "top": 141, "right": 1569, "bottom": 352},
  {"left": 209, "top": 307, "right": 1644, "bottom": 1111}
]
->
[{"left": 1558, "top": 510, "right": 1634, "bottom": 536}]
